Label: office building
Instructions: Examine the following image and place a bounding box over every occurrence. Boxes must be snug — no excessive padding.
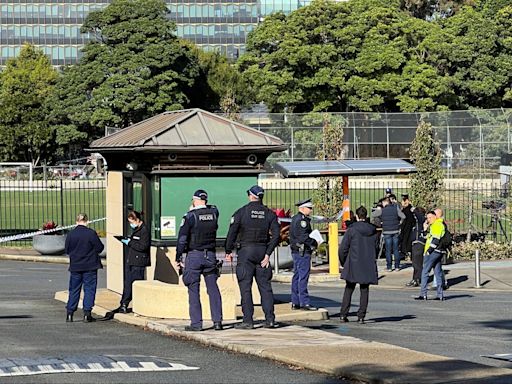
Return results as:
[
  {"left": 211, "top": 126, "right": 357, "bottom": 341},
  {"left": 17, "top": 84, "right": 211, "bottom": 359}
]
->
[{"left": 0, "top": 0, "right": 312, "bottom": 66}]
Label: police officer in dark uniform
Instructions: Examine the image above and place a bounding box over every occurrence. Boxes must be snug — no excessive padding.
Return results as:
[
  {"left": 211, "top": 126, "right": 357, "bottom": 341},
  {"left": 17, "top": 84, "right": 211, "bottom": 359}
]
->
[
  {"left": 225, "top": 185, "right": 280, "bottom": 329},
  {"left": 289, "top": 198, "right": 318, "bottom": 311},
  {"left": 118, "top": 210, "right": 150, "bottom": 313},
  {"left": 176, "top": 189, "right": 223, "bottom": 332}
]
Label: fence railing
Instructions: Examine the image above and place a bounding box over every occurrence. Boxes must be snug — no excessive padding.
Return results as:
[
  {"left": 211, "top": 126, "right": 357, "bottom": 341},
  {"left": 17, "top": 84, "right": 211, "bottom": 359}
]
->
[
  {"left": 0, "top": 179, "right": 106, "bottom": 247},
  {"left": 1, "top": 177, "right": 510, "bottom": 247},
  {"left": 261, "top": 178, "right": 512, "bottom": 243}
]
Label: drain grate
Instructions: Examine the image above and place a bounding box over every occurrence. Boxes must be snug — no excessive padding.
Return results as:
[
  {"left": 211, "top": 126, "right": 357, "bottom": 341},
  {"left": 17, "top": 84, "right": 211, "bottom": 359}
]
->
[{"left": 0, "top": 355, "right": 199, "bottom": 377}]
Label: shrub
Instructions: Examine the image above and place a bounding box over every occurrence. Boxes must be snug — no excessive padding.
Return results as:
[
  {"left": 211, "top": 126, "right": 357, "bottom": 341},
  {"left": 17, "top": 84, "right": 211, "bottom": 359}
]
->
[{"left": 451, "top": 241, "right": 512, "bottom": 261}]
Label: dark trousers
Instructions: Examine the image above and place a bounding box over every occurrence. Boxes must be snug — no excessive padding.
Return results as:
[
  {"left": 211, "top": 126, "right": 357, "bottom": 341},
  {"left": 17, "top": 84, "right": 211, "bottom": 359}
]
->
[
  {"left": 411, "top": 242, "right": 424, "bottom": 282},
  {"left": 120, "top": 263, "right": 146, "bottom": 306},
  {"left": 66, "top": 270, "right": 98, "bottom": 313},
  {"left": 183, "top": 250, "right": 222, "bottom": 328},
  {"left": 340, "top": 281, "right": 369, "bottom": 319},
  {"left": 291, "top": 252, "right": 311, "bottom": 306},
  {"left": 420, "top": 251, "right": 444, "bottom": 299},
  {"left": 236, "top": 245, "right": 274, "bottom": 324},
  {"left": 383, "top": 233, "right": 400, "bottom": 270}
]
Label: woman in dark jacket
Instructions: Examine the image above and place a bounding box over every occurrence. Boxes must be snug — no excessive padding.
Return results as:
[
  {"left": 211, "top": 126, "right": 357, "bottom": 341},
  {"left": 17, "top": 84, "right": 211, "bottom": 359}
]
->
[
  {"left": 117, "top": 210, "right": 151, "bottom": 313},
  {"left": 338, "top": 206, "right": 378, "bottom": 324}
]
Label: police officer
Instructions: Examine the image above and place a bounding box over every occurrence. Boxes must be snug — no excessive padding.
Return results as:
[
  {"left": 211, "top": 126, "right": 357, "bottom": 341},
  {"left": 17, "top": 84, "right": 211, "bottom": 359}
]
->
[
  {"left": 176, "top": 189, "right": 223, "bottom": 332},
  {"left": 118, "top": 210, "right": 150, "bottom": 313},
  {"left": 225, "top": 185, "right": 280, "bottom": 329},
  {"left": 289, "top": 198, "right": 318, "bottom": 311}
]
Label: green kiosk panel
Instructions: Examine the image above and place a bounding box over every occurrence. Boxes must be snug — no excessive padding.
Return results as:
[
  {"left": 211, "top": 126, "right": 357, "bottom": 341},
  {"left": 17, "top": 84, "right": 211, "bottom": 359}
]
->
[{"left": 159, "top": 175, "right": 257, "bottom": 240}]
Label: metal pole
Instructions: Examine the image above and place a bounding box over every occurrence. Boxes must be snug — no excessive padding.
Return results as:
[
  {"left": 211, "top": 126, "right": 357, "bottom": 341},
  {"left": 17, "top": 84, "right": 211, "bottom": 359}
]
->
[
  {"left": 60, "top": 178, "right": 65, "bottom": 228},
  {"left": 328, "top": 222, "right": 339, "bottom": 275},
  {"left": 274, "top": 247, "right": 279, "bottom": 275},
  {"left": 474, "top": 249, "right": 481, "bottom": 288}
]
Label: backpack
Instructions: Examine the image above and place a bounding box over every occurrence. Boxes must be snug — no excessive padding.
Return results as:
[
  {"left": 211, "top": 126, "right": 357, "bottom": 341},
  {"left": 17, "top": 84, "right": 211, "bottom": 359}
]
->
[{"left": 438, "top": 222, "right": 453, "bottom": 251}]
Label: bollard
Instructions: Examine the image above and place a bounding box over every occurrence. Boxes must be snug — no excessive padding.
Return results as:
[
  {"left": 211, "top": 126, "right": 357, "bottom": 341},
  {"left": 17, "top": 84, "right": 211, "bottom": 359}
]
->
[
  {"left": 474, "top": 249, "right": 481, "bottom": 288},
  {"left": 274, "top": 247, "right": 279, "bottom": 275},
  {"left": 329, "top": 222, "right": 339, "bottom": 275}
]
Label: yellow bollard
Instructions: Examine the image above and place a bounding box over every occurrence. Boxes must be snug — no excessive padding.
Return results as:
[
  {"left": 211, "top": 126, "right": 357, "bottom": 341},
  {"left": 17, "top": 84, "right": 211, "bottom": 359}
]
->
[{"left": 329, "top": 222, "right": 339, "bottom": 275}]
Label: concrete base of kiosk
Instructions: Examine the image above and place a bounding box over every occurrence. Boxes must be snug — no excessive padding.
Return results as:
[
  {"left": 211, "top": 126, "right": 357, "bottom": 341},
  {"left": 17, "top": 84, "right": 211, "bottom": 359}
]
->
[{"left": 132, "top": 274, "right": 261, "bottom": 321}]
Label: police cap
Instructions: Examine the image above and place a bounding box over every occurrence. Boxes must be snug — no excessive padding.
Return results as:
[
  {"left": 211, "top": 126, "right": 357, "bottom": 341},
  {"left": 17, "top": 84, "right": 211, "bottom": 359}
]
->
[
  {"left": 385, "top": 187, "right": 392, "bottom": 194},
  {"left": 295, "top": 198, "right": 313, "bottom": 209},
  {"left": 402, "top": 193, "right": 409, "bottom": 200},
  {"left": 192, "top": 189, "right": 208, "bottom": 201},
  {"left": 247, "top": 185, "right": 264, "bottom": 199}
]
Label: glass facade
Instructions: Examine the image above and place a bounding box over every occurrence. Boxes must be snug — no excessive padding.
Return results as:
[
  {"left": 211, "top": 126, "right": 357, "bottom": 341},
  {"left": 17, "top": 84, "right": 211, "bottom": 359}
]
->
[{"left": 0, "top": 0, "right": 312, "bottom": 66}]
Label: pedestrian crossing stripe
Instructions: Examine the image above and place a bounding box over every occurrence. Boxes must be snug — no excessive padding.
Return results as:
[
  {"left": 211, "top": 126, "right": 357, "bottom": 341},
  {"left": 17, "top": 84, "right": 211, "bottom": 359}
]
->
[
  {"left": 482, "top": 353, "right": 512, "bottom": 362},
  {"left": 0, "top": 355, "right": 199, "bottom": 377}
]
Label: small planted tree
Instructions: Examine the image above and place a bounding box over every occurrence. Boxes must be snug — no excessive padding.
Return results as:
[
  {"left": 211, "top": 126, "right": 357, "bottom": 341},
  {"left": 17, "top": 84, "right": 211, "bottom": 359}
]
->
[
  {"left": 409, "top": 120, "right": 443, "bottom": 210},
  {"left": 311, "top": 113, "right": 346, "bottom": 219}
]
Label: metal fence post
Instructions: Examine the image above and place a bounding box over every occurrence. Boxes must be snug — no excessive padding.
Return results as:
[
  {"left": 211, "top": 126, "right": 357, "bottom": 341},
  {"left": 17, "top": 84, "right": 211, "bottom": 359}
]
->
[
  {"left": 474, "top": 248, "right": 481, "bottom": 288},
  {"left": 60, "top": 178, "right": 64, "bottom": 227}
]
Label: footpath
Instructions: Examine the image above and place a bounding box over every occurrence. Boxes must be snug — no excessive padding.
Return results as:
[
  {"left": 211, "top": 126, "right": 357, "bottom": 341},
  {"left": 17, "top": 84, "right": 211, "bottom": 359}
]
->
[{"left": 2, "top": 247, "right": 512, "bottom": 383}]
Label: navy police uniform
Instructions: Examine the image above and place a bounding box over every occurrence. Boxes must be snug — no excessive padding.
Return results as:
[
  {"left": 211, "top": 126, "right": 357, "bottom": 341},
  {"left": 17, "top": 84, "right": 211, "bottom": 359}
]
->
[
  {"left": 176, "top": 189, "right": 223, "bottom": 331},
  {"left": 225, "top": 185, "right": 280, "bottom": 327},
  {"left": 120, "top": 221, "right": 150, "bottom": 309},
  {"left": 289, "top": 198, "right": 317, "bottom": 310}
]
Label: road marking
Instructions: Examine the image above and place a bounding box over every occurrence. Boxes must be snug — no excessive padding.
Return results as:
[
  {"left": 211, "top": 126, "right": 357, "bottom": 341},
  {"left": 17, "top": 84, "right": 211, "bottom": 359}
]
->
[
  {"left": 0, "top": 355, "right": 199, "bottom": 377},
  {"left": 482, "top": 353, "right": 512, "bottom": 362}
]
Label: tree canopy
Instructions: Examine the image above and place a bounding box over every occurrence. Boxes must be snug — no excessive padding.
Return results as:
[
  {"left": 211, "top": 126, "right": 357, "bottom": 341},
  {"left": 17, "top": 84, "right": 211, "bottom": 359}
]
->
[
  {"left": 0, "top": 44, "right": 59, "bottom": 165},
  {"left": 239, "top": 0, "right": 512, "bottom": 113},
  {"left": 48, "top": 0, "right": 212, "bottom": 150}
]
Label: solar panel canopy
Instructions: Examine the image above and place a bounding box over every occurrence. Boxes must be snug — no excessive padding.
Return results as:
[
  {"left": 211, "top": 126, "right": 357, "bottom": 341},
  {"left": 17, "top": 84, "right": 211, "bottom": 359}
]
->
[{"left": 275, "top": 159, "right": 416, "bottom": 177}]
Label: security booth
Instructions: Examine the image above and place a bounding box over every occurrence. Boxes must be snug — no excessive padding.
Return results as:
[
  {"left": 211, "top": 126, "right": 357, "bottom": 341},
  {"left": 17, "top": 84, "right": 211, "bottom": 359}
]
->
[
  {"left": 274, "top": 159, "right": 416, "bottom": 274},
  {"left": 88, "top": 109, "right": 286, "bottom": 319}
]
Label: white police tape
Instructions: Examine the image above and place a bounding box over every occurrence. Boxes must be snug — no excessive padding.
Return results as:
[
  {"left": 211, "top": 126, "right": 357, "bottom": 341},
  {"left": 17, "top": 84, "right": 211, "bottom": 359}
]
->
[{"left": 0, "top": 218, "right": 106, "bottom": 243}]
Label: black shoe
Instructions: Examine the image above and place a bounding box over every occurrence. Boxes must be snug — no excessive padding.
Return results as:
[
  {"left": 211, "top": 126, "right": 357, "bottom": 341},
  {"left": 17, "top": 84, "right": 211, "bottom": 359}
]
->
[
  {"left": 443, "top": 284, "right": 449, "bottom": 290},
  {"left": 118, "top": 304, "right": 129, "bottom": 314},
  {"left": 340, "top": 316, "right": 349, "bottom": 323},
  {"left": 263, "top": 321, "right": 278, "bottom": 329},
  {"left": 405, "top": 280, "right": 419, "bottom": 287},
  {"left": 302, "top": 305, "right": 318, "bottom": 311},
  {"left": 291, "top": 304, "right": 301, "bottom": 310},
  {"left": 213, "top": 322, "right": 223, "bottom": 331},
  {"left": 414, "top": 295, "right": 428, "bottom": 301},
  {"left": 66, "top": 312, "right": 73, "bottom": 323},
  {"left": 83, "top": 311, "right": 96, "bottom": 323},
  {"left": 234, "top": 322, "right": 254, "bottom": 330},
  {"left": 184, "top": 325, "right": 203, "bottom": 332},
  {"left": 357, "top": 318, "right": 365, "bottom": 324},
  {"left": 433, "top": 297, "right": 445, "bottom": 301}
]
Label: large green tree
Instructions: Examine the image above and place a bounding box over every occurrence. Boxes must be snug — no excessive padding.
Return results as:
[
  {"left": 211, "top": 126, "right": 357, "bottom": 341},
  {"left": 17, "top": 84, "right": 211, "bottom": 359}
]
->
[
  {"left": 49, "top": 0, "right": 208, "bottom": 148},
  {"left": 239, "top": 0, "right": 453, "bottom": 113},
  {"left": 0, "top": 44, "right": 59, "bottom": 165}
]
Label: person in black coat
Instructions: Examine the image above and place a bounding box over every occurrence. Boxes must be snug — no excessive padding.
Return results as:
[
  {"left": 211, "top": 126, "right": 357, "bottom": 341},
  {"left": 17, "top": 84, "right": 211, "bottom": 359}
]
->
[
  {"left": 338, "top": 206, "right": 378, "bottom": 324},
  {"left": 117, "top": 210, "right": 151, "bottom": 314},
  {"left": 399, "top": 194, "right": 415, "bottom": 258},
  {"left": 65, "top": 213, "right": 104, "bottom": 323}
]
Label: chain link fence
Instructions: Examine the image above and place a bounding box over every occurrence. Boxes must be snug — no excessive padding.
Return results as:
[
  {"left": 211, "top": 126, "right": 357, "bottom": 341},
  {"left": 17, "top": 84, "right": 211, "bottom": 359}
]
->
[{"left": 241, "top": 108, "right": 512, "bottom": 178}]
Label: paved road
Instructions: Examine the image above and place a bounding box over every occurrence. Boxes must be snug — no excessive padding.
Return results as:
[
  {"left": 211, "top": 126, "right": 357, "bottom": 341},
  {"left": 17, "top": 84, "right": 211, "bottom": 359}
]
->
[
  {"left": 273, "top": 282, "right": 512, "bottom": 369},
  {"left": 0, "top": 260, "right": 352, "bottom": 384}
]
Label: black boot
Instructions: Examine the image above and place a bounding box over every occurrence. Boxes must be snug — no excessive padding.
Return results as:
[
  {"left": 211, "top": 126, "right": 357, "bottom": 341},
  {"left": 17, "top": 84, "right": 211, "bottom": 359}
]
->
[
  {"left": 66, "top": 312, "right": 73, "bottom": 323},
  {"left": 213, "top": 322, "right": 223, "bottom": 331},
  {"left": 118, "top": 304, "right": 129, "bottom": 314},
  {"left": 83, "top": 310, "right": 96, "bottom": 323}
]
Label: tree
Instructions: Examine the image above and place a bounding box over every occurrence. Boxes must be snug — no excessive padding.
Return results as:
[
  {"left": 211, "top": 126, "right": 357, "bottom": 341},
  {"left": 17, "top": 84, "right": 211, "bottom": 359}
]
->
[
  {"left": 400, "top": 0, "right": 475, "bottom": 19},
  {"left": 0, "top": 44, "right": 59, "bottom": 165},
  {"left": 239, "top": 0, "right": 453, "bottom": 113},
  {"left": 409, "top": 121, "right": 443, "bottom": 210},
  {"left": 195, "top": 50, "right": 252, "bottom": 121},
  {"left": 423, "top": 6, "right": 512, "bottom": 109},
  {"left": 49, "top": 0, "right": 207, "bottom": 148},
  {"left": 311, "top": 113, "right": 346, "bottom": 219}
]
